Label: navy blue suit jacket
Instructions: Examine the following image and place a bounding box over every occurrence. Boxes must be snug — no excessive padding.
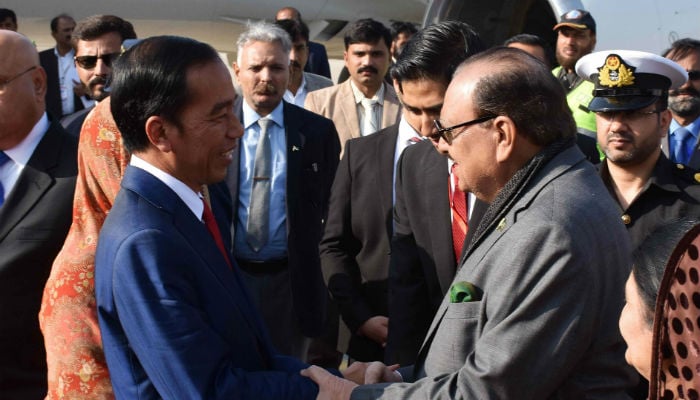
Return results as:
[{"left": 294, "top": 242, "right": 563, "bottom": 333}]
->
[{"left": 95, "top": 166, "right": 319, "bottom": 399}]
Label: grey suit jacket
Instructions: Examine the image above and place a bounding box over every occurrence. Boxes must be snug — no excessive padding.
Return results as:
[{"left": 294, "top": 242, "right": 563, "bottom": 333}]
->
[
  {"left": 304, "top": 80, "right": 401, "bottom": 154},
  {"left": 0, "top": 118, "right": 77, "bottom": 398},
  {"left": 353, "top": 145, "right": 636, "bottom": 399}
]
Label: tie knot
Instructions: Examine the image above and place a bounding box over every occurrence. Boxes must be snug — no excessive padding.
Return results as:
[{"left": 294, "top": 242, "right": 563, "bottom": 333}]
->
[
  {"left": 0, "top": 151, "right": 9, "bottom": 167},
  {"left": 409, "top": 136, "right": 422, "bottom": 144},
  {"left": 258, "top": 118, "right": 271, "bottom": 132},
  {"left": 360, "top": 98, "right": 377, "bottom": 109}
]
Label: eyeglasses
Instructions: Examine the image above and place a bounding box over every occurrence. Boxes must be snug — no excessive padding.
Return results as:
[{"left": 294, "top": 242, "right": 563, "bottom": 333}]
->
[
  {"left": 595, "top": 109, "right": 662, "bottom": 123},
  {"left": 688, "top": 70, "right": 700, "bottom": 81},
  {"left": 74, "top": 52, "right": 121, "bottom": 70},
  {"left": 431, "top": 114, "right": 497, "bottom": 144},
  {"left": 0, "top": 66, "right": 38, "bottom": 93}
]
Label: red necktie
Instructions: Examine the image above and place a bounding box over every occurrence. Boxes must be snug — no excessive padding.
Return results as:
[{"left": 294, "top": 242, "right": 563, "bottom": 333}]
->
[
  {"left": 450, "top": 164, "right": 468, "bottom": 263},
  {"left": 202, "top": 199, "right": 232, "bottom": 269}
]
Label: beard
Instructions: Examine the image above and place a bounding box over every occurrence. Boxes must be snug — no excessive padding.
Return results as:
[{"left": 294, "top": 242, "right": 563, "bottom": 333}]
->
[{"left": 669, "top": 87, "right": 700, "bottom": 118}]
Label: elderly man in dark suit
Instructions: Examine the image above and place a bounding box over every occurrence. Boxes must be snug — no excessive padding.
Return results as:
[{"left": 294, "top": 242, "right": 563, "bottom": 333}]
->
[
  {"left": 320, "top": 21, "right": 484, "bottom": 365},
  {"left": 303, "top": 47, "right": 637, "bottom": 400},
  {"left": 0, "top": 30, "right": 77, "bottom": 399},
  {"left": 229, "top": 21, "right": 340, "bottom": 360}
]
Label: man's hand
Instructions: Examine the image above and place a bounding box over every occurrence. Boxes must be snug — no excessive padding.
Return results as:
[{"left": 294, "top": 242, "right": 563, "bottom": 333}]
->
[
  {"left": 341, "top": 361, "right": 402, "bottom": 385},
  {"left": 357, "top": 316, "right": 388, "bottom": 346},
  {"left": 302, "top": 365, "right": 357, "bottom": 400}
]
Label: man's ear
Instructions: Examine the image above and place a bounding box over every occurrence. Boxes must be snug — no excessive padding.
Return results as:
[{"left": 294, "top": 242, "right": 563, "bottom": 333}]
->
[
  {"left": 144, "top": 115, "right": 172, "bottom": 153},
  {"left": 493, "top": 116, "right": 516, "bottom": 163}
]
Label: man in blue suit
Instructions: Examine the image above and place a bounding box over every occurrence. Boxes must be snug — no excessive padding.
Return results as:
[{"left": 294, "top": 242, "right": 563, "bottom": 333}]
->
[{"left": 95, "top": 35, "right": 346, "bottom": 399}]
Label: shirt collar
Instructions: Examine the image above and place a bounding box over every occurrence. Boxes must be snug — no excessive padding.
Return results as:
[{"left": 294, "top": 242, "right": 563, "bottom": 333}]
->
[
  {"left": 242, "top": 99, "right": 285, "bottom": 130},
  {"left": 670, "top": 115, "right": 700, "bottom": 139},
  {"left": 53, "top": 47, "right": 75, "bottom": 59},
  {"left": 397, "top": 115, "right": 420, "bottom": 143},
  {"left": 130, "top": 154, "right": 204, "bottom": 220},
  {"left": 350, "top": 80, "right": 385, "bottom": 105},
  {"left": 4, "top": 113, "right": 49, "bottom": 167}
]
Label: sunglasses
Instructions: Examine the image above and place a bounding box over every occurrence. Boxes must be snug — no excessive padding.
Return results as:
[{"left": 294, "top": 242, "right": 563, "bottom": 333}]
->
[
  {"left": 688, "top": 70, "right": 700, "bottom": 81},
  {"left": 430, "top": 114, "right": 497, "bottom": 145},
  {"left": 74, "top": 52, "right": 121, "bottom": 70}
]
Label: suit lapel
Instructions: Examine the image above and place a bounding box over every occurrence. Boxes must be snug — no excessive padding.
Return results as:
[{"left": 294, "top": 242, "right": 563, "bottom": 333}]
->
[
  {"left": 283, "top": 102, "right": 303, "bottom": 233},
  {"left": 339, "top": 81, "right": 361, "bottom": 142},
  {"left": 0, "top": 124, "right": 61, "bottom": 242},
  {"left": 422, "top": 147, "right": 455, "bottom": 294},
  {"left": 123, "top": 167, "right": 270, "bottom": 347},
  {"left": 377, "top": 126, "right": 399, "bottom": 238},
  {"left": 225, "top": 99, "right": 244, "bottom": 245}
]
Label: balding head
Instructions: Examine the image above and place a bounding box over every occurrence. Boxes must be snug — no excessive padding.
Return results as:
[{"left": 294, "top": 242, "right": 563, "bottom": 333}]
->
[
  {"left": 276, "top": 7, "right": 301, "bottom": 21},
  {"left": 0, "top": 30, "right": 47, "bottom": 149}
]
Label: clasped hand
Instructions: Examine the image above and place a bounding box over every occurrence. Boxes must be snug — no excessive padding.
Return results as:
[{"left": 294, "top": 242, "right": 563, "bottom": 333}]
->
[{"left": 301, "top": 361, "right": 402, "bottom": 400}]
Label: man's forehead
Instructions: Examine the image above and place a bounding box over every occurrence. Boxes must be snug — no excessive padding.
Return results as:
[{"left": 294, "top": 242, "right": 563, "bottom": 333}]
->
[{"left": 348, "top": 41, "right": 388, "bottom": 51}]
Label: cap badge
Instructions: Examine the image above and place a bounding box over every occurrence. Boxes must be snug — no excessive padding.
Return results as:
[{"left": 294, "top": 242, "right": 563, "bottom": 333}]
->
[
  {"left": 565, "top": 10, "right": 582, "bottom": 19},
  {"left": 598, "top": 54, "right": 636, "bottom": 88}
]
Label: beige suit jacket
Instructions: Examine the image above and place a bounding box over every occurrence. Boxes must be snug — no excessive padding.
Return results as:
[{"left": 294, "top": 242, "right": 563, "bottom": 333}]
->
[{"left": 304, "top": 80, "right": 401, "bottom": 154}]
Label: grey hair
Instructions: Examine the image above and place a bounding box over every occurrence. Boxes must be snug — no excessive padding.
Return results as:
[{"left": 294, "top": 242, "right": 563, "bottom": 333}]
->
[{"left": 236, "top": 20, "right": 292, "bottom": 63}]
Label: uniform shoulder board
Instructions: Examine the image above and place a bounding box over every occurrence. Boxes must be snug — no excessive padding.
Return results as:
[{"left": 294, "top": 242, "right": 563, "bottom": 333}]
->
[{"left": 674, "top": 163, "right": 700, "bottom": 184}]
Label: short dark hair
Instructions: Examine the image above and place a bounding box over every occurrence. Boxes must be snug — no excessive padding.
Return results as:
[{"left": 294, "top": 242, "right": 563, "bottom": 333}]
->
[
  {"left": 72, "top": 15, "right": 136, "bottom": 48},
  {"left": 392, "top": 21, "right": 484, "bottom": 92},
  {"left": 0, "top": 8, "right": 16, "bottom": 24},
  {"left": 110, "top": 36, "right": 221, "bottom": 153},
  {"left": 390, "top": 21, "right": 418, "bottom": 40},
  {"left": 461, "top": 47, "right": 576, "bottom": 146},
  {"left": 344, "top": 18, "right": 391, "bottom": 50},
  {"left": 503, "top": 33, "right": 553, "bottom": 65},
  {"left": 662, "top": 37, "right": 700, "bottom": 62},
  {"left": 632, "top": 219, "right": 699, "bottom": 327},
  {"left": 275, "top": 18, "right": 309, "bottom": 43},
  {"left": 50, "top": 14, "right": 74, "bottom": 33}
]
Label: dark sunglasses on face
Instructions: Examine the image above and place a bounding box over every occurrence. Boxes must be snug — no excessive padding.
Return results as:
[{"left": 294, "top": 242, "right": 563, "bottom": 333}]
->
[
  {"left": 74, "top": 52, "right": 121, "bottom": 70},
  {"left": 688, "top": 70, "right": 700, "bottom": 81}
]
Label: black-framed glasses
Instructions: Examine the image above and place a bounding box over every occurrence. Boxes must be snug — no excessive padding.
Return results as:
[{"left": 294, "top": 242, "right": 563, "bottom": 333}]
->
[
  {"left": 431, "top": 114, "right": 497, "bottom": 144},
  {"left": 595, "top": 109, "right": 662, "bottom": 123},
  {"left": 74, "top": 52, "right": 121, "bottom": 70},
  {"left": 688, "top": 70, "right": 700, "bottom": 81},
  {"left": 0, "top": 66, "right": 37, "bottom": 93}
]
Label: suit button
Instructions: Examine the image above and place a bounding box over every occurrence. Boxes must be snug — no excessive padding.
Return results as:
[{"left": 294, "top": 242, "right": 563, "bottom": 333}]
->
[{"left": 621, "top": 214, "right": 631, "bottom": 225}]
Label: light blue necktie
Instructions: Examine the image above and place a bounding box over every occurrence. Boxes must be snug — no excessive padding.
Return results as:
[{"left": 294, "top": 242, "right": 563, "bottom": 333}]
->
[
  {"left": 673, "top": 127, "right": 692, "bottom": 165},
  {"left": 0, "top": 151, "right": 10, "bottom": 207}
]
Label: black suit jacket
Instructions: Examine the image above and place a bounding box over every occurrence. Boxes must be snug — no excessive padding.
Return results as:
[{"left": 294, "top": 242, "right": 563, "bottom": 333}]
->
[
  {"left": 319, "top": 124, "right": 398, "bottom": 360},
  {"left": 39, "top": 48, "right": 85, "bottom": 119},
  {"left": 0, "top": 118, "right": 78, "bottom": 398},
  {"left": 226, "top": 100, "right": 340, "bottom": 337},
  {"left": 385, "top": 139, "right": 457, "bottom": 366},
  {"left": 304, "top": 41, "right": 331, "bottom": 80}
]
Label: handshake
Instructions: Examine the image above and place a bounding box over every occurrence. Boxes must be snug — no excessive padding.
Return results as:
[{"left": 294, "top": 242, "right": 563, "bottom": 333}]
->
[{"left": 301, "top": 361, "right": 403, "bottom": 400}]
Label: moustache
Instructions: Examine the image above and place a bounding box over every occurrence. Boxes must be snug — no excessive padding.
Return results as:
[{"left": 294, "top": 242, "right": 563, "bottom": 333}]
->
[
  {"left": 254, "top": 83, "right": 278, "bottom": 95},
  {"left": 607, "top": 131, "right": 633, "bottom": 142},
  {"left": 670, "top": 87, "right": 700, "bottom": 98},
  {"left": 358, "top": 66, "right": 378, "bottom": 74},
  {"left": 88, "top": 76, "right": 108, "bottom": 88}
]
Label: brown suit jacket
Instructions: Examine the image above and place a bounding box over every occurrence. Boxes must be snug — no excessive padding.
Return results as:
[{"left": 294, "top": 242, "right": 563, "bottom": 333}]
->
[{"left": 304, "top": 80, "right": 401, "bottom": 154}]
